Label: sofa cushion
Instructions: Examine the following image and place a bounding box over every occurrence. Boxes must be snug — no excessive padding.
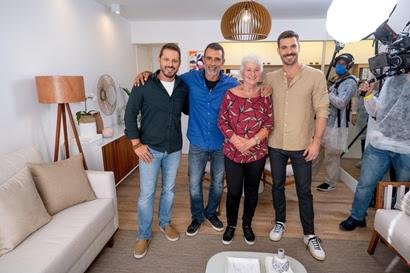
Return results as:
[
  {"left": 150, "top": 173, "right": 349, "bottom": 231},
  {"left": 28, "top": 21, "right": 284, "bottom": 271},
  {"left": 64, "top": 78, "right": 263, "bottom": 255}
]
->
[
  {"left": 400, "top": 191, "right": 410, "bottom": 216},
  {"left": 29, "top": 154, "right": 96, "bottom": 215},
  {"left": 0, "top": 168, "right": 51, "bottom": 256},
  {"left": 0, "top": 198, "right": 114, "bottom": 273},
  {"left": 0, "top": 147, "right": 43, "bottom": 186},
  {"left": 374, "top": 209, "right": 410, "bottom": 262}
]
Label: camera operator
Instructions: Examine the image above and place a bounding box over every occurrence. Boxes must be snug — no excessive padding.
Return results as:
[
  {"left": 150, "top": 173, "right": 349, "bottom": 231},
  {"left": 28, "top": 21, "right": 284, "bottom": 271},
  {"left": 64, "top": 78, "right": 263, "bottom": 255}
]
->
[
  {"left": 340, "top": 72, "right": 410, "bottom": 231},
  {"left": 313, "top": 53, "right": 357, "bottom": 192}
]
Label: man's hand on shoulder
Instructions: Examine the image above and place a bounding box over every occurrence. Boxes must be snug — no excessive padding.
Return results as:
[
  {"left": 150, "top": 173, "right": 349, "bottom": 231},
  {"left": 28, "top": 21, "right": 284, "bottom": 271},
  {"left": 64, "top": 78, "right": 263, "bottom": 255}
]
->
[
  {"left": 260, "top": 84, "right": 273, "bottom": 97},
  {"left": 133, "top": 71, "right": 152, "bottom": 87},
  {"left": 303, "top": 141, "right": 321, "bottom": 161}
]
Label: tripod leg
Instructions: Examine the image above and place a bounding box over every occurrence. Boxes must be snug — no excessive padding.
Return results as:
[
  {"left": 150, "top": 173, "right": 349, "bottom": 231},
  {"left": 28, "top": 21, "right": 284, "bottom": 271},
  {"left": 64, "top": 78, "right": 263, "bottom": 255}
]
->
[
  {"left": 65, "top": 104, "right": 88, "bottom": 170},
  {"left": 61, "top": 104, "right": 70, "bottom": 158},
  {"left": 54, "top": 104, "right": 63, "bottom": 162}
]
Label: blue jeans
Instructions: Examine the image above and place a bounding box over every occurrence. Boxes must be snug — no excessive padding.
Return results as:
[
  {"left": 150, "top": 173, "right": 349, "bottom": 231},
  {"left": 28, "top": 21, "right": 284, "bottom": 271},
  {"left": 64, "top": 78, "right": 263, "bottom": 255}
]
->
[
  {"left": 188, "top": 144, "right": 224, "bottom": 222},
  {"left": 351, "top": 144, "right": 410, "bottom": 221},
  {"left": 137, "top": 147, "right": 181, "bottom": 240}
]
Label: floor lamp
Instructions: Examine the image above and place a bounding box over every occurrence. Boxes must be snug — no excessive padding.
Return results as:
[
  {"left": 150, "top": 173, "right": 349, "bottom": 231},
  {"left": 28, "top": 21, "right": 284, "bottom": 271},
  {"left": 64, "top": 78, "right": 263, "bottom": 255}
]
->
[{"left": 35, "top": 75, "right": 88, "bottom": 169}]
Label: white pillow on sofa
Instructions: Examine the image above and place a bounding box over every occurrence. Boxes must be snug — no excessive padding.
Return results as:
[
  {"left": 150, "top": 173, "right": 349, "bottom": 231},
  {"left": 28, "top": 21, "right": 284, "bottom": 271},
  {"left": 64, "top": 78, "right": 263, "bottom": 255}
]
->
[
  {"left": 0, "top": 167, "right": 51, "bottom": 256},
  {"left": 400, "top": 191, "right": 410, "bottom": 216}
]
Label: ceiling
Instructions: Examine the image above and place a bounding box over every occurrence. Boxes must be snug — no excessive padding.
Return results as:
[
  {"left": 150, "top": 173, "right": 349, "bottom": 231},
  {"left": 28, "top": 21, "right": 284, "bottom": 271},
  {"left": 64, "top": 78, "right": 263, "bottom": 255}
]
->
[{"left": 95, "top": 0, "right": 333, "bottom": 21}]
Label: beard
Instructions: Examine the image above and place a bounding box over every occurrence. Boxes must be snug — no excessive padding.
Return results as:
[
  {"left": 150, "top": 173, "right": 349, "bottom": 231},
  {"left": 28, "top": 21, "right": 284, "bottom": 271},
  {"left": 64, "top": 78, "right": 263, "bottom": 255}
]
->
[
  {"left": 161, "top": 66, "right": 177, "bottom": 79},
  {"left": 205, "top": 66, "right": 220, "bottom": 78},
  {"left": 281, "top": 53, "right": 298, "bottom": 65}
]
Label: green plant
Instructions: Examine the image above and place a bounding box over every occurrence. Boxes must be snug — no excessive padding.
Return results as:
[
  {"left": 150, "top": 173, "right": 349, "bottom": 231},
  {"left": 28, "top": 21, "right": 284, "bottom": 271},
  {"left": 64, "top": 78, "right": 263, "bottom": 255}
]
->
[
  {"left": 121, "top": 86, "right": 131, "bottom": 96},
  {"left": 75, "top": 94, "right": 96, "bottom": 124}
]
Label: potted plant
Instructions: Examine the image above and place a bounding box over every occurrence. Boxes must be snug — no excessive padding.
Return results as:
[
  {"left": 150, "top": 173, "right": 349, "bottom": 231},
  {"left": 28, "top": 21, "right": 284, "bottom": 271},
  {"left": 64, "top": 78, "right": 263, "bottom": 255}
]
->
[{"left": 76, "top": 94, "right": 96, "bottom": 124}]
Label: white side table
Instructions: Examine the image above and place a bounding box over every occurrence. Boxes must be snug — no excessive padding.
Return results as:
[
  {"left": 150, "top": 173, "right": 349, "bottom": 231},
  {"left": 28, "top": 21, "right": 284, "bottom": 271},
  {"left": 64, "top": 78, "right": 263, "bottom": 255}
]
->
[
  {"left": 205, "top": 251, "right": 307, "bottom": 273},
  {"left": 70, "top": 124, "right": 138, "bottom": 185}
]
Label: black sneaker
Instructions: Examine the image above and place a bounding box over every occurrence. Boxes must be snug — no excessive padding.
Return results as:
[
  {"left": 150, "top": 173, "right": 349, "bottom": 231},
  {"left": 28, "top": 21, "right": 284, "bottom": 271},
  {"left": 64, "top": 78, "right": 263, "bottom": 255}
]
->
[
  {"left": 222, "top": 226, "right": 235, "bottom": 245},
  {"left": 316, "top": 182, "right": 336, "bottom": 192},
  {"left": 243, "top": 226, "right": 255, "bottom": 245},
  {"left": 207, "top": 215, "right": 224, "bottom": 231},
  {"left": 186, "top": 219, "right": 202, "bottom": 237},
  {"left": 339, "top": 216, "right": 366, "bottom": 231}
]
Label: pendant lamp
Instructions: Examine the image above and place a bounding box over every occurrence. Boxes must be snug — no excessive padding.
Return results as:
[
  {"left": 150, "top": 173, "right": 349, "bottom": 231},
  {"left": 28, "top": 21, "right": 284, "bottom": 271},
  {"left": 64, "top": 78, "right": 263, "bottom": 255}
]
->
[{"left": 221, "top": 1, "right": 272, "bottom": 41}]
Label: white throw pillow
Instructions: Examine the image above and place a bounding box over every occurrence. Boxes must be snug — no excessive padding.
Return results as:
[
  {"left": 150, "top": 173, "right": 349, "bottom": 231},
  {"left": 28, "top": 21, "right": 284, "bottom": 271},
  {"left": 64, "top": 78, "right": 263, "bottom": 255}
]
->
[{"left": 0, "top": 167, "right": 51, "bottom": 256}]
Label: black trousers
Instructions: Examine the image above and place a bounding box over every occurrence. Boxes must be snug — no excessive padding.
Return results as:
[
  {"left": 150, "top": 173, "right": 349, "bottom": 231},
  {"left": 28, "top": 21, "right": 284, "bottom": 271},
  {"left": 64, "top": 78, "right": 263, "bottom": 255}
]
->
[
  {"left": 224, "top": 156, "right": 266, "bottom": 227},
  {"left": 268, "top": 147, "right": 315, "bottom": 235}
]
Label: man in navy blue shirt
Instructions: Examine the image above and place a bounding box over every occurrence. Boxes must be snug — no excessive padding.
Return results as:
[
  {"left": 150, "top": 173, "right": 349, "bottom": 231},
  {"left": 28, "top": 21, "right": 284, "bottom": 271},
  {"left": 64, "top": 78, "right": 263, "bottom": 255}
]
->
[{"left": 126, "top": 43, "right": 189, "bottom": 259}]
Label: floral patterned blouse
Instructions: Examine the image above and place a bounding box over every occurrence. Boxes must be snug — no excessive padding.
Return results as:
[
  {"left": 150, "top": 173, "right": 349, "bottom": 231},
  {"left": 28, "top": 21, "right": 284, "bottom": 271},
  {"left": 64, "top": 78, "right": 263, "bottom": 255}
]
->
[{"left": 218, "top": 90, "right": 273, "bottom": 163}]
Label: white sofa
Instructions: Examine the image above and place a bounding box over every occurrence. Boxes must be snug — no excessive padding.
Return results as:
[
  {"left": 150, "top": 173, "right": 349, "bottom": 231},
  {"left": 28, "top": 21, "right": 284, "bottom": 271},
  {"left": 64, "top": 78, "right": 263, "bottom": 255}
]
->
[
  {"left": 368, "top": 181, "right": 410, "bottom": 267},
  {"left": 0, "top": 147, "right": 119, "bottom": 273}
]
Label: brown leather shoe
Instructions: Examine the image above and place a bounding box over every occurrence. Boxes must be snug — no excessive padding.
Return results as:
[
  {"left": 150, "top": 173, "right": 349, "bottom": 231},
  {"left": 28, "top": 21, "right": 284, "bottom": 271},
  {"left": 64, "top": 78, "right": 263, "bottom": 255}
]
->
[
  {"left": 134, "top": 239, "right": 150, "bottom": 259},
  {"left": 160, "top": 224, "right": 179, "bottom": 241}
]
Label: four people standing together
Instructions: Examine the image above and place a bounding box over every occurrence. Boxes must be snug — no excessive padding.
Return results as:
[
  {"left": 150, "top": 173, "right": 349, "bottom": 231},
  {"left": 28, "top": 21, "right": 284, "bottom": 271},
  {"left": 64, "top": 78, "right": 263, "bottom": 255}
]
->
[{"left": 126, "top": 29, "right": 372, "bottom": 261}]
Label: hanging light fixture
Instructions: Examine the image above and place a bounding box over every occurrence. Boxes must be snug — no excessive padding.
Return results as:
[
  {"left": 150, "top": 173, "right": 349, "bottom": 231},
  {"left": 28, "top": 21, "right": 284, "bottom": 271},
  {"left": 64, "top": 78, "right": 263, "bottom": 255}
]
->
[{"left": 221, "top": 1, "right": 272, "bottom": 41}]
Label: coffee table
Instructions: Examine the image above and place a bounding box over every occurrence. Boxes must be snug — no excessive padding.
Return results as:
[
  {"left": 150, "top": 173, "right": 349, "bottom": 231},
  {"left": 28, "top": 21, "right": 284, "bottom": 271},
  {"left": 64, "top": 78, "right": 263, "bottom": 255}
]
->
[{"left": 205, "top": 251, "right": 307, "bottom": 273}]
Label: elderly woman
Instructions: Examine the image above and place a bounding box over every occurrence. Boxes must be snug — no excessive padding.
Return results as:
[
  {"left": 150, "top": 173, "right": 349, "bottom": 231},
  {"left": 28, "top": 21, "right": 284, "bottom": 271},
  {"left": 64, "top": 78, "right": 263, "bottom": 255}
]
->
[{"left": 218, "top": 55, "right": 273, "bottom": 245}]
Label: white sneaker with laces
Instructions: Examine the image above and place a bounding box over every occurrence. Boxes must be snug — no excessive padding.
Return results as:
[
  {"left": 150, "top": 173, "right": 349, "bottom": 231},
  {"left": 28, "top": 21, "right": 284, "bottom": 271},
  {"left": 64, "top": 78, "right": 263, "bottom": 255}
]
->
[
  {"left": 303, "top": 235, "right": 326, "bottom": 261},
  {"left": 269, "top": 221, "right": 285, "bottom": 242}
]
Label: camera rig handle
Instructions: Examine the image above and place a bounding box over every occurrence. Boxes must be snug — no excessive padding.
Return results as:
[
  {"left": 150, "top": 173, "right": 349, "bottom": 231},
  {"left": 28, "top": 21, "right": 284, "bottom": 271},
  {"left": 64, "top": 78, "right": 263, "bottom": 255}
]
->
[{"left": 326, "top": 41, "right": 345, "bottom": 81}]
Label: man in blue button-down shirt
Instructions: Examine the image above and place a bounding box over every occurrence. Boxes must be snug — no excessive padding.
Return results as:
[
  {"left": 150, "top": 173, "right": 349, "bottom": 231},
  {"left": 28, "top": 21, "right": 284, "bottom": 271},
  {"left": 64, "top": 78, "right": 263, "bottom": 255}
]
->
[{"left": 181, "top": 43, "right": 238, "bottom": 236}]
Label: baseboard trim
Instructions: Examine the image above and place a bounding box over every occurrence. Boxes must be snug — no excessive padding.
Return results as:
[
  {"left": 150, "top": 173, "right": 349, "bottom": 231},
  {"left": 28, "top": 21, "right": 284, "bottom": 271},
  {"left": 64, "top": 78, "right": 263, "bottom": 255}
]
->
[{"left": 341, "top": 168, "right": 358, "bottom": 192}]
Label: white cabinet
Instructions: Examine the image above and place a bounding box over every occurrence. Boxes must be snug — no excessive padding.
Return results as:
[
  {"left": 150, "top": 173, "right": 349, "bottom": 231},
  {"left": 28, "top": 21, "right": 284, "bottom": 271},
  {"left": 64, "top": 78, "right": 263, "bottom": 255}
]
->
[
  {"left": 222, "top": 42, "right": 281, "bottom": 65},
  {"left": 221, "top": 40, "right": 375, "bottom": 67},
  {"left": 70, "top": 125, "right": 138, "bottom": 185},
  {"left": 324, "top": 40, "right": 375, "bottom": 64},
  {"left": 298, "top": 41, "right": 325, "bottom": 66}
]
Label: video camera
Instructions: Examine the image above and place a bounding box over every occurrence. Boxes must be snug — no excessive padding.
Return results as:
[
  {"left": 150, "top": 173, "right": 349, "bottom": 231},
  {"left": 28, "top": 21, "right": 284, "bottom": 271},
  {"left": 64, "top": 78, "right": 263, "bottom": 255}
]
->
[{"left": 368, "top": 22, "right": 410, "bottom": 79}]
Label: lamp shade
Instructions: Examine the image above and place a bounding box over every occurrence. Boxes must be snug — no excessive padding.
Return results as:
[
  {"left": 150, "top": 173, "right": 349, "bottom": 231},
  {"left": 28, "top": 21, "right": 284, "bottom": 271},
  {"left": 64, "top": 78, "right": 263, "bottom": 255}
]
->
[
  {"left": 221, "top": 1, "right": 271, "bottom": 41},
  {"left": 35, "top": 76, "right": 86, "bottom": 104}
]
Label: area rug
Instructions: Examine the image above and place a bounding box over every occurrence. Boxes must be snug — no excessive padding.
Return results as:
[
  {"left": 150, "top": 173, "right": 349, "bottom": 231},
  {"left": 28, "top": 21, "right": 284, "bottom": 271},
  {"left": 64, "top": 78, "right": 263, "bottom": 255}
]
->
[{"left": 86, "top": 230, "right": 408, "bottom": 273}]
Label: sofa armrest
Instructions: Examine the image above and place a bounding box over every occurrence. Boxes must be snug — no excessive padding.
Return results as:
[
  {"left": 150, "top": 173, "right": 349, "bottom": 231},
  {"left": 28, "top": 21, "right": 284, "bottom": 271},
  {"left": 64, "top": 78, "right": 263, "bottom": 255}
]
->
[
  {"left": 86, "top": 170, "right": 119, "bottom": 228},
  {"left": 86, "top": 170, "right": 115, "bottom": 199}
]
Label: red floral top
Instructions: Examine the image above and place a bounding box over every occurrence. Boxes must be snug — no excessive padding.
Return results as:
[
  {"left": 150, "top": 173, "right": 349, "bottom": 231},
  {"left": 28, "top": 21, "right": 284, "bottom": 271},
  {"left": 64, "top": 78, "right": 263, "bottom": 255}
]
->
[{"left": 218, "top": 90, "right": 273, "bottom": 163}]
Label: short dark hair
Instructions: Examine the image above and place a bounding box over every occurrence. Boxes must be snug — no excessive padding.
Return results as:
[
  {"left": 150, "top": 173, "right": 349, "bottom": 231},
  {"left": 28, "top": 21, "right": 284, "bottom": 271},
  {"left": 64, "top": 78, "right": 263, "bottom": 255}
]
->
[
  {"left": 159, "top": 43, "right": 181, "bottom": 60},
  {"left": 204, "top": 43, "right": 225, "bottom": 60},
  {"left": 277, "top": 30, "right": 299, "bottom": 47}
]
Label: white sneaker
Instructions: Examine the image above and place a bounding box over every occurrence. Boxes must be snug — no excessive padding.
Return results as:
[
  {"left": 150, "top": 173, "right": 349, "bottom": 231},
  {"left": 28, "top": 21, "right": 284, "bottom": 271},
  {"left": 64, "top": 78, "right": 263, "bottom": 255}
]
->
[
  {"left": 303, "top": 235, "right": 326, "bottom": 261},
  {"left": 269, "top": 221, "right": 285, "bottom": 241}
]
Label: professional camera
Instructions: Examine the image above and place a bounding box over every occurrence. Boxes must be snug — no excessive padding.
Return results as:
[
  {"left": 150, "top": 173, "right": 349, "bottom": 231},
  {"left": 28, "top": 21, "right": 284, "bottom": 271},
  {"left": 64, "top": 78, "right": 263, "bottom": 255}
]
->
[{"left": 368, "top": 22, "right": 410, "bottom": 79}]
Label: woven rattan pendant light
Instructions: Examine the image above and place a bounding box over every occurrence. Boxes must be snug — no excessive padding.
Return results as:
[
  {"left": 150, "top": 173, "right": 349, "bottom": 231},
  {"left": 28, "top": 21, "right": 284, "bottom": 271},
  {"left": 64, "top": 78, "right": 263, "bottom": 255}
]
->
[{"left": 221, "top": 1, "right": 271, "bottom": 41}]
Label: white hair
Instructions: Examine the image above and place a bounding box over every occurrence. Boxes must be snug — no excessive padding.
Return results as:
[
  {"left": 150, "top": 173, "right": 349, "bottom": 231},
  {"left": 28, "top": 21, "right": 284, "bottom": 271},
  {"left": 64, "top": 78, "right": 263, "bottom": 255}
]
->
[{"left": 240, "top": 54, "right": 263, "bottom": 74}]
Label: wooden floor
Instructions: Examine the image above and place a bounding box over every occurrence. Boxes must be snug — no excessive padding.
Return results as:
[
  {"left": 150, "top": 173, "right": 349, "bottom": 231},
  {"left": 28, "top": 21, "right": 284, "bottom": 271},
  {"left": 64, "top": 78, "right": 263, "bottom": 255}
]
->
[{"left": 117, "top": 155, "right": 374, "bottom": 242}]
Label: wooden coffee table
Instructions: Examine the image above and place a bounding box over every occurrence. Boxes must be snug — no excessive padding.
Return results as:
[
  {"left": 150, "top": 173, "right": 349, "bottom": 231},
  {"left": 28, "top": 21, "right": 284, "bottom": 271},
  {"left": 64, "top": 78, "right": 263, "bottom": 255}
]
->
[{"left": 205, "top": 251, "right": 307, "bottom": 273}]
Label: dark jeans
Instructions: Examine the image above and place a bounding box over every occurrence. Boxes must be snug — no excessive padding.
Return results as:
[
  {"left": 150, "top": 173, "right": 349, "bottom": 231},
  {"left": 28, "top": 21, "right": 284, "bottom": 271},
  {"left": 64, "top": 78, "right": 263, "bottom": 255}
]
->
[
  {"left": 224, "top": 156, "right": 266, "bottom": 227},
  {"left": 269, "top": 147, "right": 314, "bottom": 235}
]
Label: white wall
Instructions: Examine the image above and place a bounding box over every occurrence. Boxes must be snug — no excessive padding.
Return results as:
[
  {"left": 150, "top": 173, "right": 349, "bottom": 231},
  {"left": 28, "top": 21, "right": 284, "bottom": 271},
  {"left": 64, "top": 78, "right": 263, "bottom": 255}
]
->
[{"left": 0, "top": 0, "right": 135, "bottom": 160}]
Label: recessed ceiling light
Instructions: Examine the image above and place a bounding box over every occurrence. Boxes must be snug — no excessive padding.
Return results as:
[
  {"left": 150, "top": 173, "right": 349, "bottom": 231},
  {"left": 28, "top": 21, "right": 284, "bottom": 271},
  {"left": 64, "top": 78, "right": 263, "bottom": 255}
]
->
[{"left": 110, "top": 3, "right": 120, "bottom": 15}]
